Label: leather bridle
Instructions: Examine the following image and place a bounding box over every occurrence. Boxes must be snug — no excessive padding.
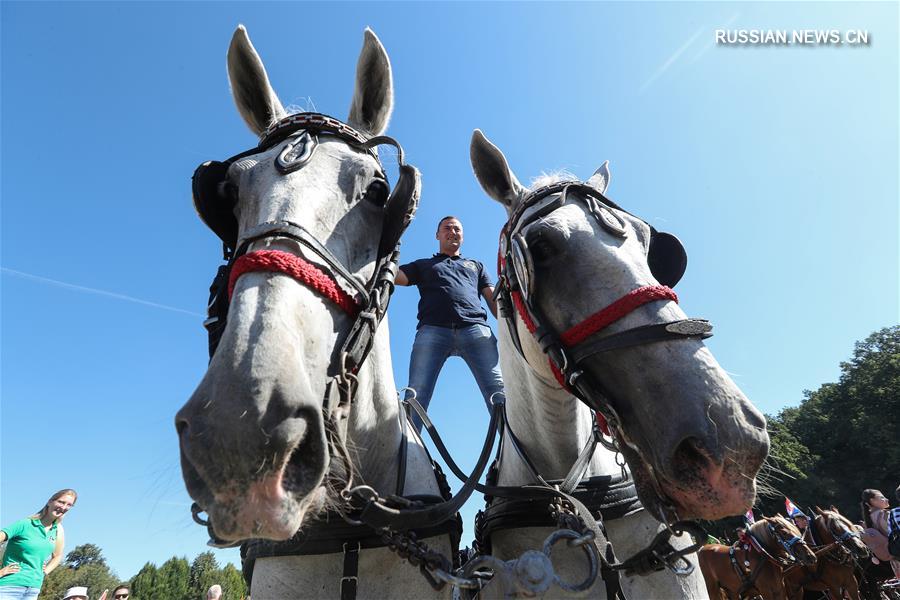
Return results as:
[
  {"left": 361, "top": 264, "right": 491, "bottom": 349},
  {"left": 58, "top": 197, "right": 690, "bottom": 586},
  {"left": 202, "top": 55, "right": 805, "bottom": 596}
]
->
[
  {"left": 189, "top": 112, "right": 421, "bottom": 545},
  {"left": 496, "top": 180, "right": 714, "bottom": 521}
]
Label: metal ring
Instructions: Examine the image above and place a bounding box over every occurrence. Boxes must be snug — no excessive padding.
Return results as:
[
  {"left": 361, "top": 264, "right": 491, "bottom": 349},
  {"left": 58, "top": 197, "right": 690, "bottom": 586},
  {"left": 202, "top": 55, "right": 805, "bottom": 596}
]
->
[
  {"left": 275, "top": 131, "right": 318, "bottom": 174},
  {"left": 191, "top": 502, "right": 209, "bottom": 526},
  {"left": 431, "top": 568, "right": 482, "bottom": 590},
  {"left": 542, "top": 529, "right": 600, "bottom": 593}
]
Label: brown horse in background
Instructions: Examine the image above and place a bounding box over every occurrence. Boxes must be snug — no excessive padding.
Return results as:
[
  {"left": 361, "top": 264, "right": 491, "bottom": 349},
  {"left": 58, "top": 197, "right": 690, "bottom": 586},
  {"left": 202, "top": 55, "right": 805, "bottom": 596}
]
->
[
  {"left": 783, "top": 508, "right": 870, "bottom": 600},
  {"left": 699, "top": 516, "right": 817, "bottom": 600}
]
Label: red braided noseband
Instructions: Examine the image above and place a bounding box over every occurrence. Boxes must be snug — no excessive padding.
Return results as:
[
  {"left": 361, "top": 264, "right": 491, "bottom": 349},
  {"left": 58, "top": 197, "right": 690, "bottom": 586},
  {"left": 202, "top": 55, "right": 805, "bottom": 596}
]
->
[
  {"left": 228, "top": 250, "right": 360, "bottom": 317},
  {"left": 560, "top": 286, "right": 677, "bottom": 346},
  {"left": 502, "top": 248, "right": 677, "bottom": 376}
]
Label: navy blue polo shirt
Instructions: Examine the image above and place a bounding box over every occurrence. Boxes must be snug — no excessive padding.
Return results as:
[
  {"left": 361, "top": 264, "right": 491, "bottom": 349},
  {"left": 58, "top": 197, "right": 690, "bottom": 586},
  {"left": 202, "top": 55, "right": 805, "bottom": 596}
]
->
[{"left": 400, "top": 254, "right": 492, "bottom": 328}]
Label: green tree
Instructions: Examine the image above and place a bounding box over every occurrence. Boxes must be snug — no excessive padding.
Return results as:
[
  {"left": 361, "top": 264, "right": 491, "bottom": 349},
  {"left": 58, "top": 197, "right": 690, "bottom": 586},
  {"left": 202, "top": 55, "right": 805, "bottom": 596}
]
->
[
  {"left": 130, "top": 562, "right": 158, "bottom": 600},
  {"left": 769, "top": 326, "right": 900, "bottom": 516},
  {"left": 64, "top": 543, "right": 107, "bottom": 570},
  {"left": 155, "top": 557, "right": 190, "bottom": 600},
  {"left": 705, "top": 326, "right": 899, "bottom": 538},
  {"left": 38, "top": 566, "right": 75, "bottom": 600},
  {"left": 219, "top": 563, "right": 249, "bottom": 600},
  {"left": 189, "top": 551, "right": 220, "bottom": 599},
  {"left": 39, "top": 544, "right": 118, "bottom": 599}
]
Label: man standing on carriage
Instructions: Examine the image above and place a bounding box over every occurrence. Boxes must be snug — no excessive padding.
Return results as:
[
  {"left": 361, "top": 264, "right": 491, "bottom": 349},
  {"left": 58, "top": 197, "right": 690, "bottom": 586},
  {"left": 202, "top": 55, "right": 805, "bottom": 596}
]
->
[{"left": 395, "top": 215, "right": 504, "bottom": 432}]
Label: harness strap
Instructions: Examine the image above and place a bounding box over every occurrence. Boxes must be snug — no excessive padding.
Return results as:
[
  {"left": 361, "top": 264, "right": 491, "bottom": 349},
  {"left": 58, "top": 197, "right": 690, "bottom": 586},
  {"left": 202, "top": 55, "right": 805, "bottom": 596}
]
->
[
  {"left": 475, "top": 477, "right": 642, "bottom": 556},
  {"left": 603, "top": 540, "right": 627, "bottom": 600},
  {"left": 351, "top": 394, "right": 502, "bottom": 531},
  {"left": 559, "top": 423, "right": 602, "bottom": 494},
  {"left": 341, "top": 542, "right": 360, "bottom": 600},
  {"left": 236, "top": 220, "right": 371, "bottom": 300},
  {"left": 729, "top": 544, "right": 766, "bottom": 597},
  {"left": 240, "top": 504, "right": 462, "bottom": 586}
]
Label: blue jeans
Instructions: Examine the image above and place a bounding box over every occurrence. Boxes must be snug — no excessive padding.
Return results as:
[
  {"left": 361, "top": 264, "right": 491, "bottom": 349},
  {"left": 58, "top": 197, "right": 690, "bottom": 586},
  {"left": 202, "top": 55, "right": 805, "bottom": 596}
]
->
[
  {"left": 0, "top": 587, "right": 41, "bottom": 600},
  {"left": 404, "top": 323, "right": 504, "bottom": 432}
]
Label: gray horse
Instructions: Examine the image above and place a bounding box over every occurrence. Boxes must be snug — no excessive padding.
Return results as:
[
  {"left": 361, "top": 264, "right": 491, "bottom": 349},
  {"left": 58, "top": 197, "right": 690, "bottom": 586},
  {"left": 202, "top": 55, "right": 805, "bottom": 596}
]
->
[
  {"left": 468, "top": 130, "right": 770, "bottom": 597},
  {"left": 177, "top": 27, "right": 452, "bottom": 599}
]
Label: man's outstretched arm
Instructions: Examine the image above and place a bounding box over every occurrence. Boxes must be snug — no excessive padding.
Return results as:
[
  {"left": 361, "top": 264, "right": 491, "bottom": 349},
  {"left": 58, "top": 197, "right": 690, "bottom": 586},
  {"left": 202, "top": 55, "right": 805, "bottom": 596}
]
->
[
  {"left": 395, "top": 268, "right": 410, "bottom": 286},
  {"left": 481, "top": 286, "right": 498, "bottom": 318}
]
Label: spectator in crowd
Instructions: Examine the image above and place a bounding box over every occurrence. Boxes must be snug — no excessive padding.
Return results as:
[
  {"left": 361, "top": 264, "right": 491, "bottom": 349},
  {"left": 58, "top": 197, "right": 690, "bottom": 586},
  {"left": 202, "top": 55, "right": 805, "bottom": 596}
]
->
[
  {"left": 207, "top": 584, "right": 223, "bottom": 599},
  {"left": 0, "top": 489, "right": 77, "bottom": 600},
  {"left": 112, "top": 584, "right": 130, "bottom": 599},
  {"left": 790, "top": 511, "right": 810, "bottom": 537},
  {"left": 860, "top": 488, "right": 900, "bottom": 577},
  {"left": 62, "top": 587, "right": 88, "bottom": 600}
]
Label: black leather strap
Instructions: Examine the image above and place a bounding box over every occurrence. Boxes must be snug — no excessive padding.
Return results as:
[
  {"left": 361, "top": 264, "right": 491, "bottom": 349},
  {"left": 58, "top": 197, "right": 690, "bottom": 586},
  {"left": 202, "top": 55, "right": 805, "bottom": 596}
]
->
[
  {"left": 236, "top": 220, "right": 370, "bottom": 302},
  {"left": 340, "top": 542, "right": 360, "bottom": 600},
  {"left": 569, "top": 319, "right": 713, "bottom": 364},
  {"left": 240, "top": 507, "right": 462, "bottom": 587},
  {"left": 475, "top": 474, "right": 642, "bottom": 556}
]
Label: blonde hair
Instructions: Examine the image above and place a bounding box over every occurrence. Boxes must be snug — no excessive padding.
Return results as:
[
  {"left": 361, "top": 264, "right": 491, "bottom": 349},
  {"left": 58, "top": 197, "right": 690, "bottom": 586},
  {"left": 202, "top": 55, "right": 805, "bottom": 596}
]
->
[{"left": 32, "top": 488, "right": 78, "bottom": 524}]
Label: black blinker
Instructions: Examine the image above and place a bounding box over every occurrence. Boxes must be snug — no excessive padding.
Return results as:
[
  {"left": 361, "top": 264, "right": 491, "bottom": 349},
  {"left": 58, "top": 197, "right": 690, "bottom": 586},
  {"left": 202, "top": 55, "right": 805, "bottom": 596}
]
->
[
  {"left": 192, "top": 160, "right": 239, "bottom": 251},
  {"left": 648, "top": 231, "right": 687, "bottom": 288}
]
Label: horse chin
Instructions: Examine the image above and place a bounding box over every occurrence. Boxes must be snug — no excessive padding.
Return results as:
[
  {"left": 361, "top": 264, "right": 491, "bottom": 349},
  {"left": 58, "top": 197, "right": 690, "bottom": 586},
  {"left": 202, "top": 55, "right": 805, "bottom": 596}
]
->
[
  {"left": 207, "top": 476, "right": 329, "bottom": 542},
  {"left": 181, "top": 435, "right": 332, "bottom": 542},
  {"left": 621, "top": 443, "right": 756, "bottom": 521}
]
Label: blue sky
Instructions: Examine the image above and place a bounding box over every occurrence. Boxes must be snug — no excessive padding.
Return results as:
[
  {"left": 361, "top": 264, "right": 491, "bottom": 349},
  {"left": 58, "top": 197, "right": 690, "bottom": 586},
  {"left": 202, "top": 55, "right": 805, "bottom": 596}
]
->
[{"left": 2, "top": 1, "right": 897, "bottom": 582}]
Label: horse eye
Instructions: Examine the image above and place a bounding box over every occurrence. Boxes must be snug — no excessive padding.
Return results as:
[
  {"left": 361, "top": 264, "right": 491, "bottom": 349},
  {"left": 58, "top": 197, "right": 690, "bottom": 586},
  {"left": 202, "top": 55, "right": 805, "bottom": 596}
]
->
[
  {"left": 218, "top": 180, "right": 239, "bottom": 202},
  {"left": 364, "top": 179, "right": 389, "bottom": 207},
  {"left": 528, "top": 237, "right": 556, "bottom": 263}
]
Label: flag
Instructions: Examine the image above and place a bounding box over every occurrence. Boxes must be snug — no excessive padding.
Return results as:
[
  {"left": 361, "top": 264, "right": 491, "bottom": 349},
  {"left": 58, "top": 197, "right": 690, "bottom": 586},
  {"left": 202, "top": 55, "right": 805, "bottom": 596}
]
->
[
  {"left": 785, "top": 497, "right": 804, "bottom": 518},
  {"left": 98, "top": 591, "right": 108, "bottom": 600},
  {"left": 744, "top": 508, "right": 755, "bottom": 525}
]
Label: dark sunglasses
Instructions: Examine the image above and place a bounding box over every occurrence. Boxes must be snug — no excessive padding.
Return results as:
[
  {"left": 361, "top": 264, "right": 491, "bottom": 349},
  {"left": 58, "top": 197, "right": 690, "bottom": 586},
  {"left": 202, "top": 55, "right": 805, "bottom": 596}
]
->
[{"left": 114, "top": 595, "right": 129, "bottom": 599}]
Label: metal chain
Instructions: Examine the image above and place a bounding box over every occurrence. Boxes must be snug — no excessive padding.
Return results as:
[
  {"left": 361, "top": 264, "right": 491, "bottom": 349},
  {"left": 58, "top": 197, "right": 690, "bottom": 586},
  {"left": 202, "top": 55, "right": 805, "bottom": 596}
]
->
[{"left": 380, "top": 528, "right": 460, "bottom": 591}]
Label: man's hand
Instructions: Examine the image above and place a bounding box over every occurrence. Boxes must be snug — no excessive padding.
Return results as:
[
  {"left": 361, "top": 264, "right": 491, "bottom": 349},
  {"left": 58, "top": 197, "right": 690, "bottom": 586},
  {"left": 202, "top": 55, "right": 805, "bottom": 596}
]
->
[{"left": 395, "top": 268, "right": 410, "bottom": 286}]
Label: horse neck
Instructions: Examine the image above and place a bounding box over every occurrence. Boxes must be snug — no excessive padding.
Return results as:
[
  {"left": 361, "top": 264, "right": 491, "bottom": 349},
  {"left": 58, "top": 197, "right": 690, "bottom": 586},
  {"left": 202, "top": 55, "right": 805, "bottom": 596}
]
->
[
  {"left": 750, "top": 520, "right": 777, "bottom": 553},
  {"left": 347, "top": 317, "right": 438, "bottom": 496},
  {"left": 496, "top": 328, "right": 619, "bottom": 486},
  {"left": 813, "top": 515, "right": 830, "bottom": 543}
]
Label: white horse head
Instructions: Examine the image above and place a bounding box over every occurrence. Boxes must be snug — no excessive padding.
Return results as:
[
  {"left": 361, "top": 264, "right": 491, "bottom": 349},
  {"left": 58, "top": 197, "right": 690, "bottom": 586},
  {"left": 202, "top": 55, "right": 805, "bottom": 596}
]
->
[
  {"left": 177, "top": 26, "right": 404, "bottom": 543},
  {"left": 470, "top": 129, "right": 769, "bottom": 523}
]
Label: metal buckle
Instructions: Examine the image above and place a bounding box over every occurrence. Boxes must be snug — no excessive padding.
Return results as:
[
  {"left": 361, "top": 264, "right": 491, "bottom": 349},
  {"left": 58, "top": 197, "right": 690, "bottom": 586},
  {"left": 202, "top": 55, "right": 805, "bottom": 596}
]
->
[{"left": 665, "top": 319, "right": 712, "bottom": 336}]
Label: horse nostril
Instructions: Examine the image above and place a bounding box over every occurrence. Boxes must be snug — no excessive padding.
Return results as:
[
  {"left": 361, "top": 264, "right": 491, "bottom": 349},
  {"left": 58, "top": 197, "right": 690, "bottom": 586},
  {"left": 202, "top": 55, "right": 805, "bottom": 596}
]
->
[
  {"left": 176, "top": 417, "right": 190, "bottom": 438},
  {"left": 671, "top": 436, "right": 720, "bottom": 478}
]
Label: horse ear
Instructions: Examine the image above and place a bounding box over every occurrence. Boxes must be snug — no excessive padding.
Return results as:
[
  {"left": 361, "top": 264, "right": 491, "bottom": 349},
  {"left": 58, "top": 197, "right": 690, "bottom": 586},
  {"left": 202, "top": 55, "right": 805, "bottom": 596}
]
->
[
  {"left": 586, "top": 161, "right": 611, "bottom": 195},
  {"left": 470, "top": 129, "right": 524, "bottom": 208},
  {"left": 347, "top": 28, "right": 394, "bottom": 136},
  {"left": 227, "top": 25, "right": 287, "bottom": 136}
]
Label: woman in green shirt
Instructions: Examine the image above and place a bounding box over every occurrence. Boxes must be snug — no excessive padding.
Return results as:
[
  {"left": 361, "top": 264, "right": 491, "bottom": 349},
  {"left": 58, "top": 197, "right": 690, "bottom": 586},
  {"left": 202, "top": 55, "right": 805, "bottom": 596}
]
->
[{"left": 0, "top": 489, "right": 77, "bottom": 600}]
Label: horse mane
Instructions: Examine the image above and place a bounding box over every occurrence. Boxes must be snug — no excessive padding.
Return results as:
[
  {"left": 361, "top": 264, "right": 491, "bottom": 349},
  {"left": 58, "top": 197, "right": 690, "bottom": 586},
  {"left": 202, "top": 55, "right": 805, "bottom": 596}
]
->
[
  {"left": 772, "top": 514, "right": 803, "bottom": 537},
  {"left": 750, "top": 514, "right": 801, "bottom": 549},
  {"left": 819, "top": 508, "right": 855, "bottom": 531},
  {"left": 748, "top": 518, "right": 773, "bottom": 544},
  {"left": 528, "top": 170, "right": 578, "bottom": 190}
]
